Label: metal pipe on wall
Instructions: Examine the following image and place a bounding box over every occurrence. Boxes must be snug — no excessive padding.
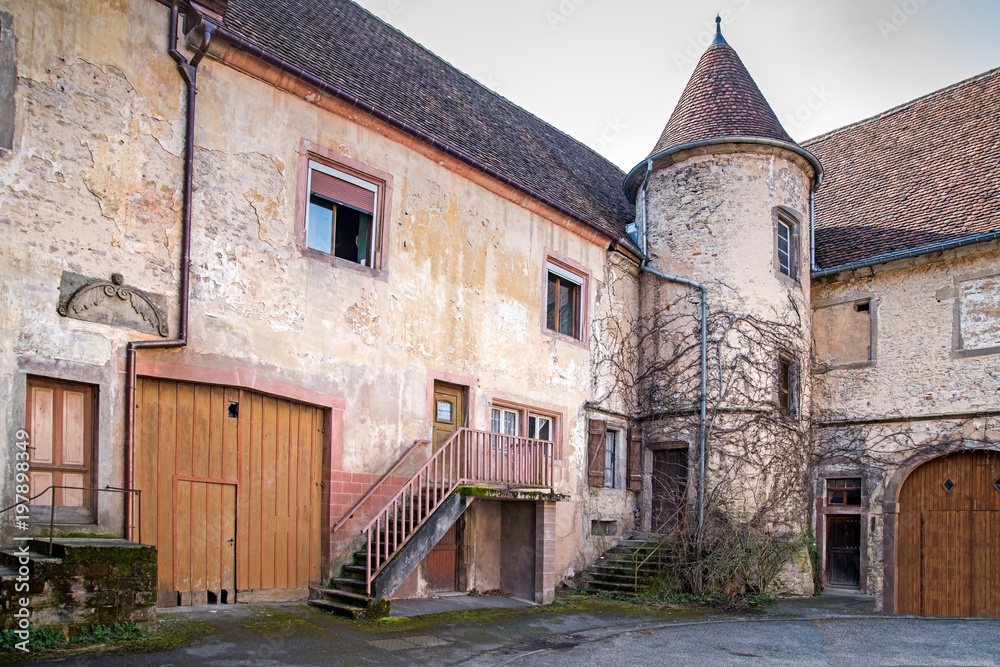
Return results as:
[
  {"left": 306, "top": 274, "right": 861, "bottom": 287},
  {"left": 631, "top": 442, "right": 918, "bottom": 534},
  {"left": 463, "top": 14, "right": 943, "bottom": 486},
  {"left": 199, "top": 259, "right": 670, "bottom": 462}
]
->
[
  {"left": 123, "top": 3, "right": 211, "bottom": 541},
  {"left": 636, "top": 167, "right": 709, "bottom": 543}
]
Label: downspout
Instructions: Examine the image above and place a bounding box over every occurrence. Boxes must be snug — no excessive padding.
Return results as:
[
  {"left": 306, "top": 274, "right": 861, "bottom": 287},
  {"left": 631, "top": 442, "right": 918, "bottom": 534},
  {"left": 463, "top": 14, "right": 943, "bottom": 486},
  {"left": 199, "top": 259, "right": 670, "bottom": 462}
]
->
[
  {"left": 636, "top": 166, "right": 709, "bottom": 543},
  {"left": 123, "top": 3, "right": 212, "bottom": 541},
  {"left": 810, "top": 174, "right": 822, "bottom": 272}
]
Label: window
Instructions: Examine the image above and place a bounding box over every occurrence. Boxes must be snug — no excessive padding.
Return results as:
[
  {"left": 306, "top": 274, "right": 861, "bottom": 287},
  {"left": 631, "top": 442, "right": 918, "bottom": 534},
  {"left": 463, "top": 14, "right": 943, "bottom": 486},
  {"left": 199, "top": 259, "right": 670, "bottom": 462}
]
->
[
  {"left": 436, "top": 399, "right": 453, "bottom": 424},
  {"left": 591, "top": 520, "right": 617, "bottom": 536},
  {"left": 546, "top": 262, "right": 582, "bottom": 339},
  {"left": 306, "top": 161, "right": 378, "bottom": 266},
  {"left": 604, "top": 430, "right": 619, "bottom": 488},
  {"left": 491, "top": 406, "right": 518, "bottom": 436},
  {"left": 26, "top": 377, "right": 96, "bottom": 523},
  {"left": 528, "top": 414, "right": 552, "bottom": 441},
  {"left": 827, "top": 478, "right": 862, "bottom": 506},
  {"left": 296, "top": 143, "right": 392, "bottom": 272},
  {"left": 774, "top": 209, "right": 800, "bottom": 281},
  {"left": 778, "top": 355, "right": 799, "bottom": 417}
]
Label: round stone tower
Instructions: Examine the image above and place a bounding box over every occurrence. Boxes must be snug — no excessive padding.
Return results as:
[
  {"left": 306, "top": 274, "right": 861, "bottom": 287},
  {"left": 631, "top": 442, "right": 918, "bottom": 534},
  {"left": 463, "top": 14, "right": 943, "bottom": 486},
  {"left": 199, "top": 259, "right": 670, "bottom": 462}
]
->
[{"left": 627, "top": 18, "right": 822, "bottom": 593}]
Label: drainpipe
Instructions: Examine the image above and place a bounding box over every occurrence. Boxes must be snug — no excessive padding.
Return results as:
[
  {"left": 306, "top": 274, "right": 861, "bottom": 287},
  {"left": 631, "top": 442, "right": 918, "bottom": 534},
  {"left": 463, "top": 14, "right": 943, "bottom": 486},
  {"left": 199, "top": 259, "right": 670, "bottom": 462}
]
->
[
  {"left": 123, "top": 3, "right": 212, "bottom": 541},
  {"left": 809, "top": 175, "right": 823, "bottom": 272},
  {"left": 636, "top": 167, "right": 709, "bottom": 543}
]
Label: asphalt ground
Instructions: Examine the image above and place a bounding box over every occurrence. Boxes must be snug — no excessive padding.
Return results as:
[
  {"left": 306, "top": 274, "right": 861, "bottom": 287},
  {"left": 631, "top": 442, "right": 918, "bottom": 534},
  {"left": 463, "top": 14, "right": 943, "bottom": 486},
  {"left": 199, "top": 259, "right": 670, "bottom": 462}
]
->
[{"left": 9, "top": 591, "right": 1000, "bottom": 666}]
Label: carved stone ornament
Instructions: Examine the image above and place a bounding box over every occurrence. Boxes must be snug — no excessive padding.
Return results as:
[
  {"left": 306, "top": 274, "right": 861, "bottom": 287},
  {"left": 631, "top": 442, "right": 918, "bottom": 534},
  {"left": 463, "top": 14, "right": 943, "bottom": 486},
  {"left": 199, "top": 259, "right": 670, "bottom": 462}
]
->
[{"left": 57, "top": 272, "right": 169, "bottom": 337}]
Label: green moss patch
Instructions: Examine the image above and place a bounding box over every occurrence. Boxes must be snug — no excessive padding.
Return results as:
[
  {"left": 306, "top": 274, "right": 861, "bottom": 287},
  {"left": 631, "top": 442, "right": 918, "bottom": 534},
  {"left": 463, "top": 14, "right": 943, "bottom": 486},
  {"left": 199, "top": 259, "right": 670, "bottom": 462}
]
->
[{"left": 241, "top": 608, "right": 324, "bottom": 637}]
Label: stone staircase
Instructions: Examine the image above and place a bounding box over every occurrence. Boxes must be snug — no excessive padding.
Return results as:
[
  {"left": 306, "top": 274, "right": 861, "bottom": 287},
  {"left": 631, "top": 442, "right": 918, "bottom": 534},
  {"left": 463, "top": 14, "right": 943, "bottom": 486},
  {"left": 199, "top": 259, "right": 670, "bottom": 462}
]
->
[
  {"left": 583, "top": 538, "right": 666, "bottom": 596},
  {"left": 0, "top": 538, "right": 157, "bottom": 633},
  {"left": 309, "top": 483, "right": 457, "bottom": 618}
]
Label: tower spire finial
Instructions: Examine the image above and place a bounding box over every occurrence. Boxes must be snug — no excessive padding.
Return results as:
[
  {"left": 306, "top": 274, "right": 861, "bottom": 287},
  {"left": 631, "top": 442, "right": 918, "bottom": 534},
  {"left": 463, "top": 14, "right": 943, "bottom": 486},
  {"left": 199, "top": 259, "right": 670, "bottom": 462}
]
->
[{"left": 711, "top": 14, "right": 728, "bottom": 47}]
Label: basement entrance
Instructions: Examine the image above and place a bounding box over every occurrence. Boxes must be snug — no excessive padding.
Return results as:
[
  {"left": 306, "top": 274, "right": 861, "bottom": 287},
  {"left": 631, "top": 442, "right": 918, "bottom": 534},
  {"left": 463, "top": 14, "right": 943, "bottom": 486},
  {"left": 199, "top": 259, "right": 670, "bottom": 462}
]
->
[
  {"left": 897, "top": 451, "right": 1000, "bottom": 616},
  {"left": 135, "top": 378, "right": 324, "bottom": 606}
]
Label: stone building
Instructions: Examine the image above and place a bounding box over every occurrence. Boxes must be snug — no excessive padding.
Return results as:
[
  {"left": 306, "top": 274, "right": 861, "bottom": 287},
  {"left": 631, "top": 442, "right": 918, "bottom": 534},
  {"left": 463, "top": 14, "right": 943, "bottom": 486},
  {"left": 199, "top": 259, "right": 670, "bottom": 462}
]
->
[{"left": 0, "top": 0, "right": 996, "bottom": 620}]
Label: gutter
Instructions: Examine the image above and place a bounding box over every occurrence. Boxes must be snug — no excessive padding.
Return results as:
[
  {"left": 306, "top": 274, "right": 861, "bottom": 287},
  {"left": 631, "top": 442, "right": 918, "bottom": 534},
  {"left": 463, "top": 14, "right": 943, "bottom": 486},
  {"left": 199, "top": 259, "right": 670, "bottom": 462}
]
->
[
  {"left": 206, "top": 24, "right": 621, "bottom": 247},
  {"left": 635, "top": 166, "right": 708, "bottom": 543},
  {"left": 812, "top": 229, "right": 1000, "bottom": 278},
  {"left": 624, "top": 136, "right": 823, "bottom": 203},
  {"left": 123, "top": 3, "right": 211, "bottom": 540}
]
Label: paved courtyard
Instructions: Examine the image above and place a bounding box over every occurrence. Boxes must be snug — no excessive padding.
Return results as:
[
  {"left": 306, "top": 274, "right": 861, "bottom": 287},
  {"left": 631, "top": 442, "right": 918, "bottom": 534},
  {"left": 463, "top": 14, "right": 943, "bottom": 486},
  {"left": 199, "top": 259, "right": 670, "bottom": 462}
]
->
[{"left": 12, "top": 592, "right": 1000, "bottom": 666}]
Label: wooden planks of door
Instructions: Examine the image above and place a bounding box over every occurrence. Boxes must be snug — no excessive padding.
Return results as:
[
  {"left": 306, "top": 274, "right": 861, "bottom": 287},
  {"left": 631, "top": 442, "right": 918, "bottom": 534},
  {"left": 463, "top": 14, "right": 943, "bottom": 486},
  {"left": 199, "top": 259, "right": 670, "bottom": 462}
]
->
[{"left": 136, "top": 378, "right": 324, "bottom": 606}]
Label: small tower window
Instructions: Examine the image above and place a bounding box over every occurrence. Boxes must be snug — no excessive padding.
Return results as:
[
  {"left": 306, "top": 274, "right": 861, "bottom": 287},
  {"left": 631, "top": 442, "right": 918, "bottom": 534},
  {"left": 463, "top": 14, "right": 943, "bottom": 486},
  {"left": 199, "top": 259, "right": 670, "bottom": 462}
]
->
[
  {"left": 778, "top": 355, "right": 799, "bottom": 418},
  {"left": 774, "top": 209, "right": 800, "bottom": 281}
]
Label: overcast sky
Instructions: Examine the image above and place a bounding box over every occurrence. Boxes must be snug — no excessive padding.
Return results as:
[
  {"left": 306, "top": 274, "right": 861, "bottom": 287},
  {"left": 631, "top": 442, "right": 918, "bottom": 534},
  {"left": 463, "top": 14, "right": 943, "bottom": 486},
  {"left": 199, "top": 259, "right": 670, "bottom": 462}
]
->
[{"left": 351, "top": 0, "right": 1000, "bottom": 172}]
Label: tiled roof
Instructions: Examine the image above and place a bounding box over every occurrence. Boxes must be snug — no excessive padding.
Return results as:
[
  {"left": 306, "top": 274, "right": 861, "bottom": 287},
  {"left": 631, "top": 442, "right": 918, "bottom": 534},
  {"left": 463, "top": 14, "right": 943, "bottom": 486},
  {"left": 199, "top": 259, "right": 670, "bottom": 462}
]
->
[
  {"left": 218, "top": 0, "right": 634, "bottom": 238},
  {"left": 649, "top": 30, "right": 794, "bottom": 155},
  {"left": 804, "top": 68, "right": 1000, "bottom": 269}
]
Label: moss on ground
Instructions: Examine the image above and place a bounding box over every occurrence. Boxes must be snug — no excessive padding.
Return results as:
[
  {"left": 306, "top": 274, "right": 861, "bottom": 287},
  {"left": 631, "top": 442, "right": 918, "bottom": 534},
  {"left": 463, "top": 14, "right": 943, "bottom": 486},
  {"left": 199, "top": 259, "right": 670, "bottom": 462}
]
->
[
  {"left": 240, "top": 608, "right": 324, "bottom": 637},
  {"left": 0, "top": 618, "right": 215, "bottom": 663}
]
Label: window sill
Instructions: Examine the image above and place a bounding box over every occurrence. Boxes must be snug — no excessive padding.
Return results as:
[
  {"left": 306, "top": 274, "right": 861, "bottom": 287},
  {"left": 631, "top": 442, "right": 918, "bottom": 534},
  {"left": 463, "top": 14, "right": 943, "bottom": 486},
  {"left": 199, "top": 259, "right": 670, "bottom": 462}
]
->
[
  {"left": 542, "top": 327, "right": 588, "bottom": 349},
  {"left": 952, "top": 345, "right": 1000, "bottom": 359},
  {"left": 300, "top": 246, "right": 387, "bottom": 279}
]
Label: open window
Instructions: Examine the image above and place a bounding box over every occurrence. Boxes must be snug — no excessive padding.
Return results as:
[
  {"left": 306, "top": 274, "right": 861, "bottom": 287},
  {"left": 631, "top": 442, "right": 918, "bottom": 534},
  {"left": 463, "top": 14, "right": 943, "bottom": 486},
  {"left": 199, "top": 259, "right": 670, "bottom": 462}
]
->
[
  {"left": 587, "top": 419, "right": 641, "bottom": 491},
  {"left": 26, "top": 377, "right": 96, "bottom": 524},
  {"left": 297, "top": 143, "right": 392, "bottom": 272},
  {"left": 306, "top": 161, "right": 378, "bottom": 266}
]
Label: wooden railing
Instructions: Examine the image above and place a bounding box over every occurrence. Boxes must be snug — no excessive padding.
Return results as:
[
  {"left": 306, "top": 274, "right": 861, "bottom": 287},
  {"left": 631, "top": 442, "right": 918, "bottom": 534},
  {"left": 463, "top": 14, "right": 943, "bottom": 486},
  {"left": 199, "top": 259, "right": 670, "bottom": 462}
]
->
[
  {"left": 332, "top": 438, "right": 431, "bottom": 533},
  {"left": 360, "top": 427, "right": 554, "bottom": 594}
]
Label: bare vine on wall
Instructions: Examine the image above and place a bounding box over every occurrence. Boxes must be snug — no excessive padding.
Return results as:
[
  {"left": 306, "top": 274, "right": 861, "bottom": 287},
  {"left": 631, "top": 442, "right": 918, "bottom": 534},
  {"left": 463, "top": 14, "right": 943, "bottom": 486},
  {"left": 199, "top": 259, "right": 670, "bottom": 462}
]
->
[{"left": 590, "top": 265, "right": 815, "bottom": 594}]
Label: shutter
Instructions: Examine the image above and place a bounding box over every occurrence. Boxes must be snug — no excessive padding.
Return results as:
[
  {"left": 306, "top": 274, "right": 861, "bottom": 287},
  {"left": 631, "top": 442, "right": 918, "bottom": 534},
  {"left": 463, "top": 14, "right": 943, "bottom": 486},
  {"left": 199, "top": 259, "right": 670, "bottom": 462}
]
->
[
  {"left": 311, "top": 169, "right": 375, "bottom": 214},
  {"left": 627, "top": 427, "right": 642, "bottom": 492},
  {"left": 587, "top": 419, "right": 606, "bottom": 487}
]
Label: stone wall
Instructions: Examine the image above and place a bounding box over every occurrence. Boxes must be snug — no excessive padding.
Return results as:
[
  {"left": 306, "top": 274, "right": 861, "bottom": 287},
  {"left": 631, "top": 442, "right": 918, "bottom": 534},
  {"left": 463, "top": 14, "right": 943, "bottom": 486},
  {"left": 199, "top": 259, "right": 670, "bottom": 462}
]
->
[
  {"left": 812, "top": 241, "right": 1000, "bottom": 608},
  {"left": 0, "top": 539, "right": 156, "bottom": 634}
]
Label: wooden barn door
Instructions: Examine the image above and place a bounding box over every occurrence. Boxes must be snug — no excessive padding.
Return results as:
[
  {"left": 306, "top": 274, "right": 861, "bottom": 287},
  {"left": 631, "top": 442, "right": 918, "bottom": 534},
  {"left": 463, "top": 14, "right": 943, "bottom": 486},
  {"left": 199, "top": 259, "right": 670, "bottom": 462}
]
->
[
  {"left": 135, "top": 378, "right": 325, "bottom": 606},
  {"left": 897, "top": 451, "right": 1000, "bottom": 617}
]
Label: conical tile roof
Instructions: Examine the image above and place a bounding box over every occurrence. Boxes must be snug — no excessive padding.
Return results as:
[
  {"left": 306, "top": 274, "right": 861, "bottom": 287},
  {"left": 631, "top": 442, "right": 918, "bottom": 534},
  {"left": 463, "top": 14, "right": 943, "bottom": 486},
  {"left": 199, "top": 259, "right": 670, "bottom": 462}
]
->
[{"left": 649, "top": 18, "right": 794, "bottom": 155}]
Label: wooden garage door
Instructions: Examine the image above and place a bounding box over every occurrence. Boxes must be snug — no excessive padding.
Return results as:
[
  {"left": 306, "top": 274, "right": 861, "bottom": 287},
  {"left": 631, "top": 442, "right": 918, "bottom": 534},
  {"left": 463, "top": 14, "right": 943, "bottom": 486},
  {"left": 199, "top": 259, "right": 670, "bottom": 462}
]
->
[
  {"left": 898, "top": 451, "right": 1000, "bottom": 616},
  {"left": 134, "top": 378, "right": 324, "bottom": 605}
]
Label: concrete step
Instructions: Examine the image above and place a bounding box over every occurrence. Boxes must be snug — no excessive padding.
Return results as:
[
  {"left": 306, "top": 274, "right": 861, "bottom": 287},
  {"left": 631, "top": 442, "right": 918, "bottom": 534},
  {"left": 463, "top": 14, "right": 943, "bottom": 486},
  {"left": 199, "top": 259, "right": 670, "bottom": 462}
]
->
[
  {"left": 307, "top": 597, "right": 367, "bottom": 620},
  {"left": 320, "top": 588, "right": 372, "bottom": 605}
]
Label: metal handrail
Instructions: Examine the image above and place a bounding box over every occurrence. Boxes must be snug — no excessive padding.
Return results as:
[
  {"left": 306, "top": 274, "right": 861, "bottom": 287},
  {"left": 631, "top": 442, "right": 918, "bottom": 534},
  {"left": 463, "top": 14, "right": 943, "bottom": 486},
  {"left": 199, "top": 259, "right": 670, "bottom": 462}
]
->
[
  {"left": 0, "top": 486, "right": 142, "bottom": 556},
  {"left": 332, "top": 438, "right": 431, "bottom": 533},
  {"left": 360, "top": 427, "right": 555, "bottom": 594}
]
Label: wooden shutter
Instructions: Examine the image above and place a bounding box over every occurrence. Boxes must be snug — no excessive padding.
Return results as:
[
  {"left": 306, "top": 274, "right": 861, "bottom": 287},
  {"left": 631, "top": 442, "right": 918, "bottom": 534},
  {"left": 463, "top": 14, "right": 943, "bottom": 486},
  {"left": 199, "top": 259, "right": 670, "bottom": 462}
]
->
[
  {"left": 587, "top": 419, "right": 606, "bottom": 487},
  {"left": 627, "top": 427, "right": 642, "bottom": 492},
  {"left": 311, "top": 169, "right": 375, "bottom": 214}
]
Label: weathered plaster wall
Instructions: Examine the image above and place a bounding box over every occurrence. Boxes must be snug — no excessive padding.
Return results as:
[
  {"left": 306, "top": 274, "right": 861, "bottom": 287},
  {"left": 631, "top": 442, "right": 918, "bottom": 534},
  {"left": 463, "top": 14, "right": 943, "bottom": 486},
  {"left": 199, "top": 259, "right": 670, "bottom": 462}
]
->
[
  {"left": 0, "top": 0, "right": 623, "bottom": 589},
  {"left": 639, "top": 149, "right": 815, "bottom": 594},
  {"left": 812, "top": 242, "right": 1000, "bottom": 608},
  {"left": 813, "top": 244, "right": 1000, "bottom": 420}
]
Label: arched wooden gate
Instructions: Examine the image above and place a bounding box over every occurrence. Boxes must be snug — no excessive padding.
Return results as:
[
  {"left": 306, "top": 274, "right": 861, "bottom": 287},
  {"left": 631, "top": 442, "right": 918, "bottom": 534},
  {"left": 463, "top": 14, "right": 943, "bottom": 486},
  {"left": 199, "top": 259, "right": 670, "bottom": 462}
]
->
[{"left": 897, "top": 451, "right": 1000, "bottom": 616}]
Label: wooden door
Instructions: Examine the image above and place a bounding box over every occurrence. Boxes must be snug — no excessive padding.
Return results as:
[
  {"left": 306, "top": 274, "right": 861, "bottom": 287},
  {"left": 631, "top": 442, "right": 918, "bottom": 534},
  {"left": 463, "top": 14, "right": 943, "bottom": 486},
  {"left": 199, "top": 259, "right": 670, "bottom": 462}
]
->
[
  {"left": 136, "top": 378, "right": 325, "bottom": 606},
  {"left": 432, "top": 382, "right": 465, "bottom": 450},
  {"left": 651, "top": 448, "right": 687, "bottom": 532},
  {"left": 426, "top": 524, "right": 458, "bottom": 591},
  {"left": 897, "top": 451, "right": 1000, "bottom": 616},
  {"left": 174, "top": 480, "right": 236, "bottom": 604},
  {"left": 25, "top": 377, "right": 94, "bottom": 523},
  {"left": 826, "top": 515, "right": 861, "bottom": 588}
]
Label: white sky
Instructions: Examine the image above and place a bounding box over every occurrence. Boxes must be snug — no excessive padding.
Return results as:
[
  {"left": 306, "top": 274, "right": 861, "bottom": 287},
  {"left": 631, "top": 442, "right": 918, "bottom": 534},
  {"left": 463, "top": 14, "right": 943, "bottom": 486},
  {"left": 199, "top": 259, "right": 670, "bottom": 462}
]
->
[{"left": 351, "top": 0, "right": 1000, "bottom": 172}]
